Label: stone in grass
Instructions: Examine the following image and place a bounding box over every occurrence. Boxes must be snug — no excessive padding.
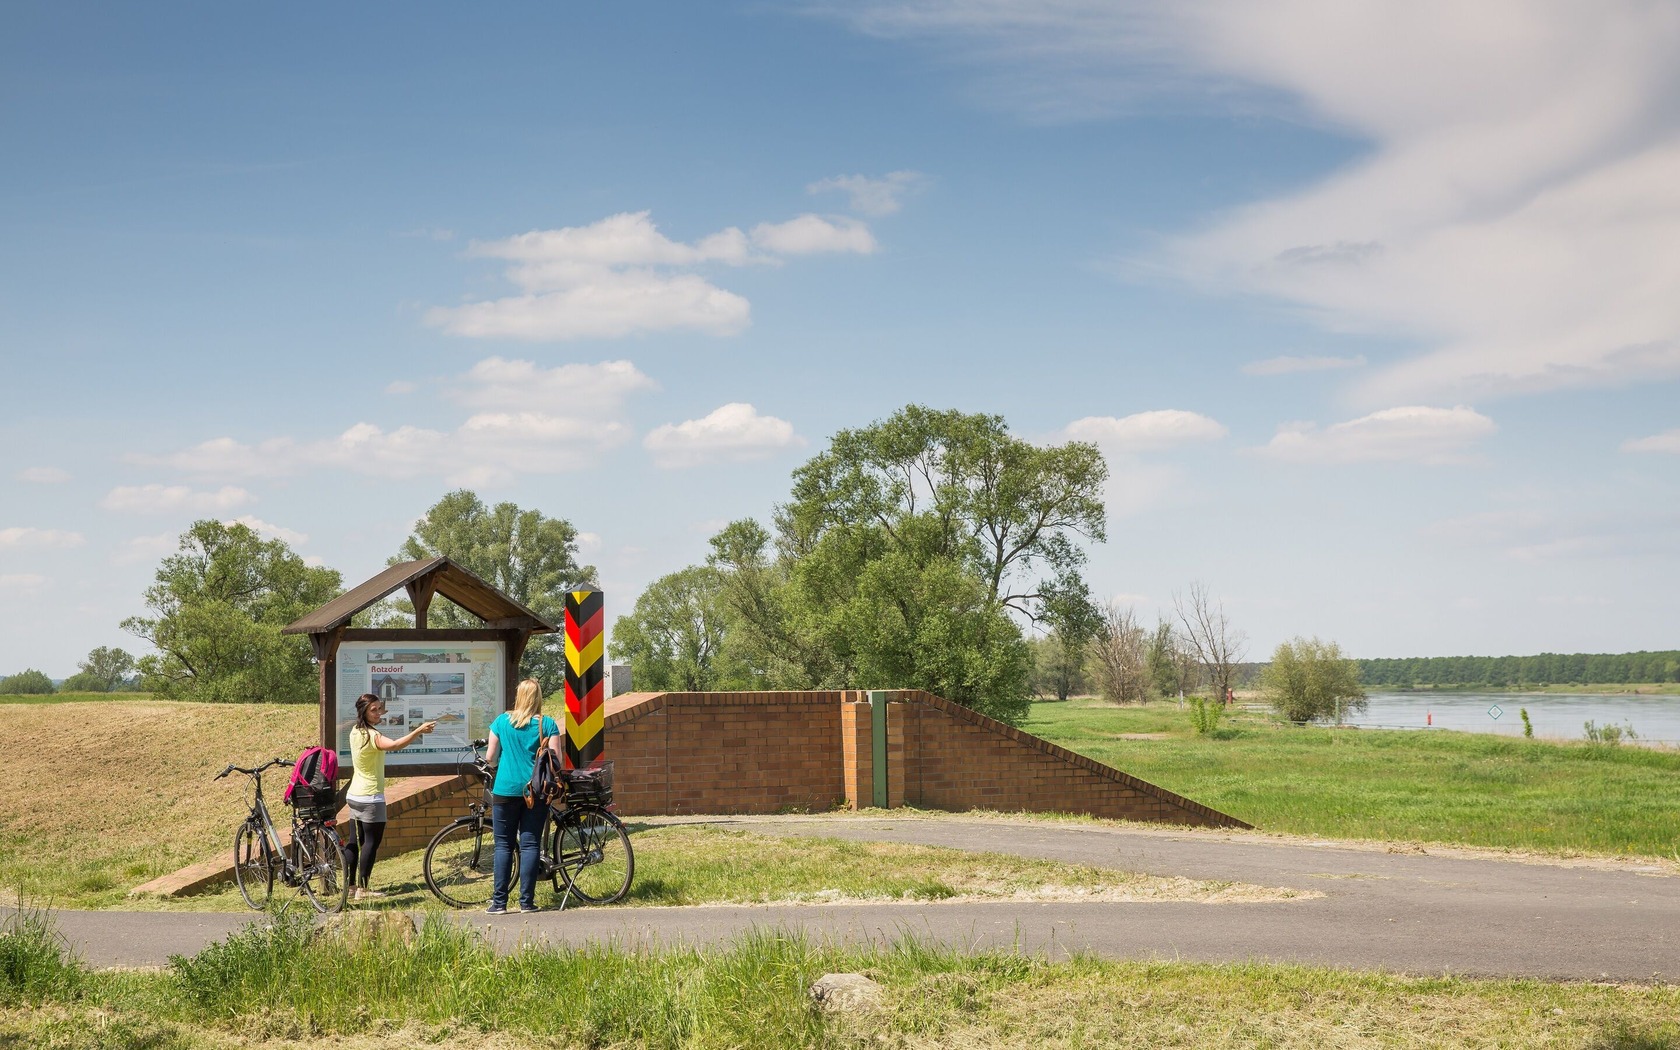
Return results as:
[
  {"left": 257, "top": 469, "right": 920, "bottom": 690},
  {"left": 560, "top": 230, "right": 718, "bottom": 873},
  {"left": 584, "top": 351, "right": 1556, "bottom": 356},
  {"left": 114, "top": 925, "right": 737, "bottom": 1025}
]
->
[
  {"left": 313, "top": 909, "right": 418, "bottom": 946},
  {"left": 809, "top": 973, "right": 884, "bottom": 1013}
]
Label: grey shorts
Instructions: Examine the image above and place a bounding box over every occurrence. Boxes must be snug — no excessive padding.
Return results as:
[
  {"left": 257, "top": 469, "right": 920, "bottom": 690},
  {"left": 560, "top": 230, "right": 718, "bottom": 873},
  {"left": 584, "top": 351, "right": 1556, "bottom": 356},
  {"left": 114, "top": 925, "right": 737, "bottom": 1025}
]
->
[{"left": 346, "top": 795, "right": 387, "bottom": 823}]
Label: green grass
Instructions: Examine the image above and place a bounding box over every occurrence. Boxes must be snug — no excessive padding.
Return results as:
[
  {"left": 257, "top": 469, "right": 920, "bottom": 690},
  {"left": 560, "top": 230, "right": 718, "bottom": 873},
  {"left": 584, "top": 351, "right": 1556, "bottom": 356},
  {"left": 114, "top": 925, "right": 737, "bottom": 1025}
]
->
[
  {"left": 4, "top": 905, "right": 1678, "bottom": 1049},
  {"left": 0, "top": 690, "right": 155, "bottom": 705},
  {"left": 136, "top": 824, "right": 1283, "bottom": 913},
  {"left": 1024, "top": 699, "right": 1680, "bottom": 857}
]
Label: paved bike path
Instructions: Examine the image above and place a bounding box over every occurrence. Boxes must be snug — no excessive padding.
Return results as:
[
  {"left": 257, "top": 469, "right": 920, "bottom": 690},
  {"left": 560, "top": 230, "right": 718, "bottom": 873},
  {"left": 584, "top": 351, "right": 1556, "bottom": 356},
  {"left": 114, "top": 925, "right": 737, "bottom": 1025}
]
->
[{"left": 35, "top": 816, "right": 1680, "bottom": 980}]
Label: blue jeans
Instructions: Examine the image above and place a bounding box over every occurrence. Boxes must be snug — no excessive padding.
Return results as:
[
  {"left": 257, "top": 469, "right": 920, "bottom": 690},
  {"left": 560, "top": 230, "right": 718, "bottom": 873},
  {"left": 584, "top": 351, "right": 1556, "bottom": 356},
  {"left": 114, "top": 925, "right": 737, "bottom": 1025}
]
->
[{"left": 491, "top": 798, "right": 547, "bottom": 908}]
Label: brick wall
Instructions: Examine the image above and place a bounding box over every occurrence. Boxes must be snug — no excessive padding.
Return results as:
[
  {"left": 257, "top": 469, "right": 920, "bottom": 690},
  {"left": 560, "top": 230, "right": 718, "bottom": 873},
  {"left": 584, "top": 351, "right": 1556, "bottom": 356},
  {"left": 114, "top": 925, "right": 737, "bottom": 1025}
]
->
[
  {"left": 605, "top": 691, "right": 854, "bottom": 814},
  {"left": 606, "top": 690, "right": 1246, "bottom": 829}
]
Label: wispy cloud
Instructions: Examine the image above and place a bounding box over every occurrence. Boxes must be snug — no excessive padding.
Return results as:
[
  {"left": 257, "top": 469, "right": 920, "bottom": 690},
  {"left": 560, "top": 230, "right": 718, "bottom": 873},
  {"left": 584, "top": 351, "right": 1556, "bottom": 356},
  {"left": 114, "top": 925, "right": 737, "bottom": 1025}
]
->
[
  {"left": 749, "top": 215, "right": 876, "bottom": 255},
  {"left": 1621, "top": 428, "right": 1680, "bottom": 454},
  {"left": 112, "top": 532, "right": 177, "bottom": 566},
  {"left": 100, "top": 485, "right": 254, "bottom": 514},
  {"left": 1254, "top": 405, "right": 1495, "bottom": 465},
  {"left": 1242, "top": 354, "right": 1367, "bottom": 376},
  {"left": 807, "top": 171, "right": 928, "bottom": 216},
  {"left": 225, "top": 516, "right": 308, "bottom": 546},
  {"left": 831, "top": 2, "right": 1680, "bottom": 403},
  {"left": 134, "top": 358, "right": 659, "bottom": 487},
  {"left": 0, "top": 574, "right": 49, "bottom": 593},
  {"left": 644, "top": 403, "right": 805, "bottom": 469},
  {"left": 0, "top": 527, "right": 85, "bottom": 549},
  {"left": 17, "top": 467, "right": 70, "bottom": 484}
]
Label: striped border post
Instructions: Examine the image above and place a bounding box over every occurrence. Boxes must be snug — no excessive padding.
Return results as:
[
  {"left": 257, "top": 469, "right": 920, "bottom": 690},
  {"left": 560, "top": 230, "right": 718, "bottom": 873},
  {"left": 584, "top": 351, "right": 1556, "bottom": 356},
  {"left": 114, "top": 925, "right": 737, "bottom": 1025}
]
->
[{"left": 563, "top": 589, "right": 605, "bottom": 769}]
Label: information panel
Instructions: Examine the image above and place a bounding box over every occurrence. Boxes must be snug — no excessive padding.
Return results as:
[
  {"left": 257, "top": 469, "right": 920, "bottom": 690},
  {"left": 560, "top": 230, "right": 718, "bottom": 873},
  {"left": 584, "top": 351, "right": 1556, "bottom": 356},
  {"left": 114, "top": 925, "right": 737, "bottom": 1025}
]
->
[{"left": 333, "top": 640, "right": 504, "bottom": 771}]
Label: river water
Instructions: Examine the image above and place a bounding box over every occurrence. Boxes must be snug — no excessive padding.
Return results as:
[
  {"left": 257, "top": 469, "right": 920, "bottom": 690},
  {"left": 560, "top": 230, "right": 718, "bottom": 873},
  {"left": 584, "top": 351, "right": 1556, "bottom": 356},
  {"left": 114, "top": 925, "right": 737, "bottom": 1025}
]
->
[{"left": 1341, "top": 691, "right": 1680, "bottom": 744}]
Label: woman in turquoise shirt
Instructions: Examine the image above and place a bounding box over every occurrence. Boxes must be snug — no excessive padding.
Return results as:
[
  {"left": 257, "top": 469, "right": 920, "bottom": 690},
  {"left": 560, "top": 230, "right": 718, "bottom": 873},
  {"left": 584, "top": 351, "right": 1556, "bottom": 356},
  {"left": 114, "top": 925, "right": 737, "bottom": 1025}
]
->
[{"left": 484, "top": 678, "right": 562, "bottom": 913}]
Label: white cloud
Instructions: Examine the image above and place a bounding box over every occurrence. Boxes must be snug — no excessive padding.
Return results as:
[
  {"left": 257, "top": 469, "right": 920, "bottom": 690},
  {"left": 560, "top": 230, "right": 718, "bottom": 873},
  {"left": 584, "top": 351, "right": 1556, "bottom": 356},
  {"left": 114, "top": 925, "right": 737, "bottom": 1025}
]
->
[
  {"left": 454, "top": 358, "right": 657, "bottom": 413},
  {"left": 575, "top": 532, "right": 602, "bottom": 551},
  {"left": 835, "top": 2, "right": 1680, "bottom": 402},
  {"left": 113, "top": 532, "right": 177, "bottom": 566},
  {"left": 644, "top": 403, "right": 805, "bottom": 469},
  {"left": 302, "top": 555, "right": 327, "bottom": 567},
  {"left": 750, "top": 214, "right": 877, "bottom": 255},
  {"left": 385, "top": 380, "right": 418, "bottom": 395},
  {"left": 1242, "top": 354, "right": 1367, "bottom": 376},
  {"left": 1254, "top": 405, "right": 1495, "bottom": 465},
  {"left": 0, "top": 527, "right": 85, "bottom": 549},
  {"left": 135, "top": 358, "right": 657, "bottom": 486},
  {"left": 17, "top": 467, "right": 70, "bottom": 484},
  {"left": 100, "top": 485, "right": 254, "bottom": 514},
  {"left": 428, "top": 207, "right": 881, "bottom": 342},
  {"left": 225, "top": 516, "right": 308, "bottom": 546},
  {"left": 427, "top": 270, "right": 752, "bottom": 341},
  {"left": 0, "top": 574, "right": 49, "bottom": 593},
  {"left": 807, "top": 171, "right": 928, "bottom": 216},
  {"left": 1622, "top": 428, "right": 1680, "bottom": 454},
  {"left": 1062, "top": 409, "right": 1227, "bottom": 451}
]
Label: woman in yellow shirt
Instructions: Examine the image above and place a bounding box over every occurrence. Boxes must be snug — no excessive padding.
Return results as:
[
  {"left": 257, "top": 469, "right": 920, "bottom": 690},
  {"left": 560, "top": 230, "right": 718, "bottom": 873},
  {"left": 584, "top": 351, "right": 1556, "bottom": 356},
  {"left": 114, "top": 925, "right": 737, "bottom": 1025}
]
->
[{"left": 344, "top": 692, "right": 435, "bottom": 900}]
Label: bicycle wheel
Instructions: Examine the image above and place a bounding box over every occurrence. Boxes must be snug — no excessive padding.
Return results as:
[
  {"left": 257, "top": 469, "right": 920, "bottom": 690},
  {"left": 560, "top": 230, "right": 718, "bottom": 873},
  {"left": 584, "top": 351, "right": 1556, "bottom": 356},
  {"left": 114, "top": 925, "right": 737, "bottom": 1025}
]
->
[
  {"left": 424, "top": 818, "right": 500, "bottom": 908},
  {"left": 552, "top": 807, "right": 633, "bottom": 903},
  {"left": 232, "top": 822, "right": 272, "bottom": 910},
  {"left": 296, "top": 823, "right": 348, "bottom": 914}
]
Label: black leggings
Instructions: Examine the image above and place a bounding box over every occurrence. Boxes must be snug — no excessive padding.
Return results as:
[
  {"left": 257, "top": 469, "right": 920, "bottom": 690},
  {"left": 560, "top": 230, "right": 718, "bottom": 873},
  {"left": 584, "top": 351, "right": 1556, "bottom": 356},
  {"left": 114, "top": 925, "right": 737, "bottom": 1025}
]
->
[{"left": 341, "top": 819, "right": 386, "bottom": 888}]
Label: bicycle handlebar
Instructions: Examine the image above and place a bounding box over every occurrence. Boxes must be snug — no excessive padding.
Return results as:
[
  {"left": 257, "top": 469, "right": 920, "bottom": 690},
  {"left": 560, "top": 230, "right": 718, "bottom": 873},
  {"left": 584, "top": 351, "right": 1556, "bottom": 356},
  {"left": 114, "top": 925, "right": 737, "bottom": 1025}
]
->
[{"left": 212, "top": 757, "right": 293, "bottom": 781}]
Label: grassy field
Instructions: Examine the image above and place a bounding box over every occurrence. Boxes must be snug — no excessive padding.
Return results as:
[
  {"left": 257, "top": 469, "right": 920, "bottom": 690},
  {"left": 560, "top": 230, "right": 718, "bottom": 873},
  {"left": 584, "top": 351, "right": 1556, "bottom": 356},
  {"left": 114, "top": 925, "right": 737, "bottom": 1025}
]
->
[
  {"left": 1, "top": 699, "right": 1281, "bottom": 911},
  {"left": 1024, "top": 698, "right": 1680, "bottom": 858},
  {"left": 4, "top": 907, "right": 1678, "bottom": 1049}
]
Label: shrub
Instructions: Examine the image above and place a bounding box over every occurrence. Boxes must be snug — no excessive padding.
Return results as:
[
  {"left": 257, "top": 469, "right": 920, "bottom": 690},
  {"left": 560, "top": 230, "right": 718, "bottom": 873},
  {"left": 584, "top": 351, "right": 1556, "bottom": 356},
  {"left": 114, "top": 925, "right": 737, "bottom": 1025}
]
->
[
  {"left": 1188, "top": 695, "right": 1223, "bottom": 736},
  {"left": 1584, "top": 720, "right": 1638, "bottom": 747},
  {"left": 0, "top": 669, "right": 54, "bottom": 694},
  {"left": 1520, "top": 708, "right": 1534, "bottom": 738},
  {"left": 58, "top": 671, "right": 107, "bottom": 693},
  {"left": 1261, "top": 637, "right": 1365, "bottom": 724}
]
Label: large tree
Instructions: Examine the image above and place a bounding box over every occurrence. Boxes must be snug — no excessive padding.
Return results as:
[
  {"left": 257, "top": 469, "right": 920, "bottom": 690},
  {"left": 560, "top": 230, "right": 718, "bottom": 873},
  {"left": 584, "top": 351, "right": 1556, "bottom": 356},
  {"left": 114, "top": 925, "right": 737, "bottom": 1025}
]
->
[
  {"left": 700, "top": 405, "right": 1105, "bottom": 723},
  {"left": 123, "top": 521, "right": 342, "bottom": 703},
  {"left": 391, "top": 490, "right": 594, "bottom": 695},
  {"left": 1263, "top": 636, "right": 1367, "bottom": 724},
  {"left": 78, "top": 646, "right": 136, "bottom": 691},
  {"left": 610, "top": 565, "right": 746, "bottom": 692}
]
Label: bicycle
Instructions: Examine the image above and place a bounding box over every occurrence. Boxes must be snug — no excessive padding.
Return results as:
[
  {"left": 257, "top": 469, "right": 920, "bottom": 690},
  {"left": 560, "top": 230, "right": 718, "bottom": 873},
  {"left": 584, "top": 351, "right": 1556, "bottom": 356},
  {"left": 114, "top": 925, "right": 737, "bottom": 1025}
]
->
[
  {"left": 423, "top": 739, "right": 634, "bottom": 909},
  {"left": 216, "top": 758, "right": 349, "bottom": 914}
]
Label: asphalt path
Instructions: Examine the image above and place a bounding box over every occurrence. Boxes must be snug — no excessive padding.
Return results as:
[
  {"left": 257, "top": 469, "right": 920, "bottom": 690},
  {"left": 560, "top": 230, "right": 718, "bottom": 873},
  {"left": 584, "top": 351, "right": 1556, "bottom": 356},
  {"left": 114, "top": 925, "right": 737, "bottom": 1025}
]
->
[{"left": 32, "top": 816, "right": 1680, "bottom": 980}]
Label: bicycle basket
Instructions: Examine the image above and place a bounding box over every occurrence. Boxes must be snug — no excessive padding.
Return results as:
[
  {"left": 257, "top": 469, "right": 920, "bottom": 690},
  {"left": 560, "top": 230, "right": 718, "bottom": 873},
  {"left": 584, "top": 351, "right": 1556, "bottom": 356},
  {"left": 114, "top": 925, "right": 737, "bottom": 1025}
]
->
[
  {"left": 560, "top": 761, "right": 614, "bottom": 805},
  {"left": 289, "top": 781, "right": 341, "bottom": 822}
]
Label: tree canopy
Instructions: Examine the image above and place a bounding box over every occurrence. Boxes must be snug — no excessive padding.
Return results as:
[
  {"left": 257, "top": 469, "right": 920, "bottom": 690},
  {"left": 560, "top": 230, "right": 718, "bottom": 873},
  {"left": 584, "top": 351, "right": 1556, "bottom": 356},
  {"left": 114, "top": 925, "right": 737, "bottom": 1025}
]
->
[
  {"left": 78, "top": 646, "right": 136, "bottom": 691},
  {"left": 615, "top": 406, "right": 1107, "bottom": 724},
  {"left": 123, "top": 520, "right": 342, "bottom": 703},
  {"left": 391, "top": 490, "right": 595, "bottom": 695},
  {"left": 609, "top": 565, "right": 743, "bottom": 692}
]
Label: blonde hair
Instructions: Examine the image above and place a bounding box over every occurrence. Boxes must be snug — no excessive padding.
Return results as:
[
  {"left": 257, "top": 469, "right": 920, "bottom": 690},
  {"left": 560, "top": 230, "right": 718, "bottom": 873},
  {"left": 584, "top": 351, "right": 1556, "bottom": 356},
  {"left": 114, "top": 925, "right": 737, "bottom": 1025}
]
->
[{"left": 509, "top": 678, "right": 544, "bottom": 729}]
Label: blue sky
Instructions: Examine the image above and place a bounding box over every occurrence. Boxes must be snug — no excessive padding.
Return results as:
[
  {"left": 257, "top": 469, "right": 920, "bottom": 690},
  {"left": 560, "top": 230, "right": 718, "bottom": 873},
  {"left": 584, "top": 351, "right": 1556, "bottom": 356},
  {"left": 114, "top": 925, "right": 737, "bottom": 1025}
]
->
[{"left": 4, "top": 1, "right": 1677, "bottom": 678}]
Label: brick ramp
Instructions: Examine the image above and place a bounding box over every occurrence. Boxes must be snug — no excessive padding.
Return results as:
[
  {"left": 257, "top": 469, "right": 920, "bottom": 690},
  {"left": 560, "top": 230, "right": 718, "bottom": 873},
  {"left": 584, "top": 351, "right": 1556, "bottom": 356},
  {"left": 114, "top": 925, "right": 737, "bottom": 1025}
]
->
[
  {"left": 132, "top": 775, "right": 470, "bottom": 897},
  {"left": 140, "top": 689, "right": 1245, "bottom": 897}
]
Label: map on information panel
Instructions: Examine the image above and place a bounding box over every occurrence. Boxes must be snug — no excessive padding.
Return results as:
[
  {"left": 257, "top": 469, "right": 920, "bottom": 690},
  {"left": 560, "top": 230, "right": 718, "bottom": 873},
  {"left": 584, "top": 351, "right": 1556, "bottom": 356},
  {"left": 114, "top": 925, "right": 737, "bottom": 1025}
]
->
[{"left": 334, "top": 641, "right": 503, "bottom": 770}]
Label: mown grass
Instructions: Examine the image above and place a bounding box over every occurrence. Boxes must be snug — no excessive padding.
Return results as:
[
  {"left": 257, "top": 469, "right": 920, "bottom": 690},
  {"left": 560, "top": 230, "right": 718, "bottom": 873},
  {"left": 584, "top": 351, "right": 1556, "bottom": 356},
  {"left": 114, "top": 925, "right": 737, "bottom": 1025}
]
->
[
  {"left": 144, "top": 824, "right": 1291, "bottom": 914},
  {"left": 1024, "top": 698, "right": 1680, "bottom": 857},
  {"left": 3, "top": 905, "right": 1678, "bottom": 1049}
]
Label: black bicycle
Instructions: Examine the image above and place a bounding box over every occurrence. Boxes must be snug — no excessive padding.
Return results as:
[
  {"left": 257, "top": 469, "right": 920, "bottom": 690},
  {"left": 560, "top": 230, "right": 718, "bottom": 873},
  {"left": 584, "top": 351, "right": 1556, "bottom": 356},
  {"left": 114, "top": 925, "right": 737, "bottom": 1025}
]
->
[
  {"left": 422, "top": 739, "right": 633, "bottom": 908},
  {"left": 216, "top": 758, "right": 348, "bottom": 914}
]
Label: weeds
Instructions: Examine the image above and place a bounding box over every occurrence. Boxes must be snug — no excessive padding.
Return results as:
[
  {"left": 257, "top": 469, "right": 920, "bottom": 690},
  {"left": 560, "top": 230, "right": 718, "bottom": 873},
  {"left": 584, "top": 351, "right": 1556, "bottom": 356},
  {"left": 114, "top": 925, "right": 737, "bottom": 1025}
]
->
[
  {"left": 1187, "top": 695, "right": 1224, "bottom": 736},
  {"left": 1585, "top": 719, "right": 1639, "bottom": 746},
  {"left": 0, "top": 898, "right": 82, "bottom": 1005}
]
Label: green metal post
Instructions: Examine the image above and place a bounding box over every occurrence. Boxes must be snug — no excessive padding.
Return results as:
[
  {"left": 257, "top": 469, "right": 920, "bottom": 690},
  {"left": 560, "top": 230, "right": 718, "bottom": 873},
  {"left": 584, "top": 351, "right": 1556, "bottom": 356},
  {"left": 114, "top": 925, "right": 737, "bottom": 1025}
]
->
[{"left": 868, "top": 690, "right": 888, "bottom": 809}]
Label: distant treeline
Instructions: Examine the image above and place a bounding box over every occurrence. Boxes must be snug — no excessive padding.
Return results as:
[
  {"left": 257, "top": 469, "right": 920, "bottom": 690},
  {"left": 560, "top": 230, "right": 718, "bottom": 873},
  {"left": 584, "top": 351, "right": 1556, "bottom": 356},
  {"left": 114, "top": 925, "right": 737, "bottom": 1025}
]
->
[{"left": 1357, "top": 650, "right": 1680, "bottom": 688}]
